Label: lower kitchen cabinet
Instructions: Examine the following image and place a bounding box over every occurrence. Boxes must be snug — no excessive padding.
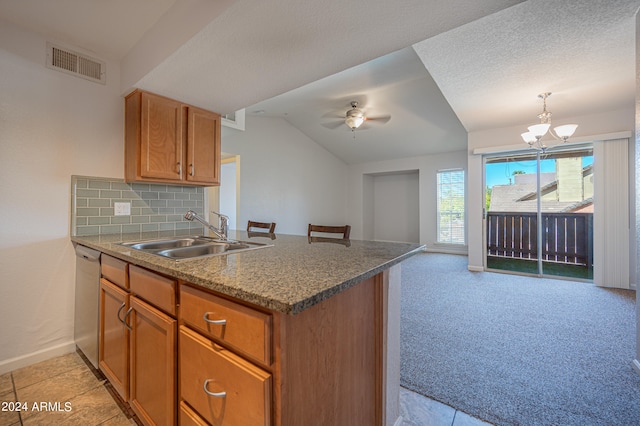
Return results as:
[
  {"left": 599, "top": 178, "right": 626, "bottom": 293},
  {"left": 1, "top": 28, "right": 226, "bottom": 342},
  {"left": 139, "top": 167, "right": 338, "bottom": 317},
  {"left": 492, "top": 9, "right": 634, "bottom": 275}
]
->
[
  {"left": 99, "top": 278, "right": 129, "bottom": 401},
  {"left": 99, "top": 259, "right": 178, "bottom": 426},
  {"left": 129, "top": 296, "right": 177, "bottom": 426},
  {"left": 179, "top": 326, "right": 272, "bottom": 426},
  {"left": 178, "top": 401, "right": 209, "bottom": 426},
  {"left": 98, "top": 255, "right": 385, "bottom": 426}
]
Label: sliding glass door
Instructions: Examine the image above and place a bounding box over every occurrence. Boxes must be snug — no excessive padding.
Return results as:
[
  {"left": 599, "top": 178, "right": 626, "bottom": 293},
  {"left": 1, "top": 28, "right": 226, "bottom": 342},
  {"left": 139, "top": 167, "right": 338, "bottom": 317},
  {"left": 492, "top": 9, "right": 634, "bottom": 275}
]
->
[{"left": 484, "top": 146, "right": 593, "bottom": 280}]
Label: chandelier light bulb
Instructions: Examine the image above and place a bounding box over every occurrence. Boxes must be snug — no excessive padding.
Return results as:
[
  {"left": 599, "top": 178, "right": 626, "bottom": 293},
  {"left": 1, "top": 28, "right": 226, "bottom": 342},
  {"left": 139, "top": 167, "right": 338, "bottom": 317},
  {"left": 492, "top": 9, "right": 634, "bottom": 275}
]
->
[
  {"left": 553, "top": 124, "right": 578, "bottom": 139},
  {"left": 521, "top": 132, "right": 536, "bottom": 144},
  {"left": 528, "top": 123, "right": 550, "bottom": 138}
]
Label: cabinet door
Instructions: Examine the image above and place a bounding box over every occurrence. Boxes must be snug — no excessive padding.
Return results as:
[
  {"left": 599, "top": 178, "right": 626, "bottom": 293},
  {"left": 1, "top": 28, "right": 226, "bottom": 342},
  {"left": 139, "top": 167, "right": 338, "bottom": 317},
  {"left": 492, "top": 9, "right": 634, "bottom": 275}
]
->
[
  {"left": 99, "top": 278, "right": 129, "bottom": 401},
  {"left": 186, "top": 106, "right": 220, "bottom": 185},
  {"left": 129, "top": 296, "right": 177, "bottom": 426},
  {"left": 140, "top": 91, "right": 184, "bottom": 181}
]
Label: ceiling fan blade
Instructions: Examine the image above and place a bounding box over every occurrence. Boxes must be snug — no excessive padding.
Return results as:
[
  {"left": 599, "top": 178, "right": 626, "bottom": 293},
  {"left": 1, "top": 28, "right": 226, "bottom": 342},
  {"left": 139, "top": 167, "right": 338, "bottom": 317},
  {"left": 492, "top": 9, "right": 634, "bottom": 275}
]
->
[
  {"left": 364, "top": 114, "right": 391, "bottom": 125},
  {"left": 321, "top": 111, "right": 347, "bottom": 119},
  {"left": 321, "top": 120, "right": 345, "bottom": 130}
]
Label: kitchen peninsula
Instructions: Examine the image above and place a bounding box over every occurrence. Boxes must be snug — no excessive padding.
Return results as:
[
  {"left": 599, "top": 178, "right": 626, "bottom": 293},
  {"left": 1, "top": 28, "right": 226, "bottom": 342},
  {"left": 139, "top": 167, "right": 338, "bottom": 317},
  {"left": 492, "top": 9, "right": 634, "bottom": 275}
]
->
[{"left": 72, "top": 230, "right": 423, "bottom": 426}]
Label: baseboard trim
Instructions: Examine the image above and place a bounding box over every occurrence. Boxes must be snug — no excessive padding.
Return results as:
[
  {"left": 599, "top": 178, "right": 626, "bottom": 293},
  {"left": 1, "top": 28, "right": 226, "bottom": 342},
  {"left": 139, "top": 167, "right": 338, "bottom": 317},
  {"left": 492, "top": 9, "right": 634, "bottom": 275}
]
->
[
  {"left": 633, "top": 359, "right": 640, "bottom": 376},
  {"left": 0, "top": 341, "right": 76, "bottom": 375},
  {"left": 468, "top": 265, "right": 484, "bottom": 272},
  {"left": 424, "top": 247, "right": 468, "bottom": 256}
]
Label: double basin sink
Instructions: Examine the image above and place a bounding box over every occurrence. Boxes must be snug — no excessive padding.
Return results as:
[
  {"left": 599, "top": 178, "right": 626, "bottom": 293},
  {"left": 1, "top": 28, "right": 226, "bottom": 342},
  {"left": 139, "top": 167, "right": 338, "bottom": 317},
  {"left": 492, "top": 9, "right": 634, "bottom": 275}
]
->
[{"left": 120, "top": 236, "right": 271, "bottom": 261}]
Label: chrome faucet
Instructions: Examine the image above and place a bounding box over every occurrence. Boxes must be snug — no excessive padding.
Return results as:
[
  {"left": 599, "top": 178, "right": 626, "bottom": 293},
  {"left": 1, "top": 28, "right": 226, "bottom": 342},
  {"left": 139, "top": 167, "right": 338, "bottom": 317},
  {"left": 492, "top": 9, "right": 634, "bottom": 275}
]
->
[
  {"left": 184, "top": 210, "right": 229, "bottom": 240},
  {"left": 210, "top": 211, "right": 229, "bottom": 240}
]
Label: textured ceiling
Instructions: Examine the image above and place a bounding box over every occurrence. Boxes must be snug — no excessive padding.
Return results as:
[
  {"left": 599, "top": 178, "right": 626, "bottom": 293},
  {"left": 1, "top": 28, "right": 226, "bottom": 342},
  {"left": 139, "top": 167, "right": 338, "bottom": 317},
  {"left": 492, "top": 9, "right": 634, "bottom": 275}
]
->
[
  {"left": 134, "top": 0, "right": 523, "bottom": 115},
  {"left": 1, "top": 0, "right": 639, "bottom": 165},
  {"left": 246, "top": 47, "right": 468, "bottom": 164},
  {"left": 0, "top": 0, "right": 177, "bottom": 61},
  {"left": 413, "top": 0, "right": 640, "bottom": 132}
]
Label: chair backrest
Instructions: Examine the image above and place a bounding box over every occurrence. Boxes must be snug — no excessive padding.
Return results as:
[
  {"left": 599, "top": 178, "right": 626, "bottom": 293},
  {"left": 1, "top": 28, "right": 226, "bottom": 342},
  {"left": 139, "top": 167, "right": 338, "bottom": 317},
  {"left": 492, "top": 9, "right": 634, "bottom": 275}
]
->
[
  {"left": 307, "top": 224, "right": 351, "bottom": 239},
  {"left": 247, "top": 220, "right": 276, "bottom": 233}
]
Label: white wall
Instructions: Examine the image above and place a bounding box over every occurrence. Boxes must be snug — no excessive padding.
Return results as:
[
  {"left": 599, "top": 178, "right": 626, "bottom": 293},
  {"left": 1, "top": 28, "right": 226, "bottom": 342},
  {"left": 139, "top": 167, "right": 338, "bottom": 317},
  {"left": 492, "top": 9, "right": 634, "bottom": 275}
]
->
[
  {"left": 0, "top": 19, "right": 124, "bottom": 372},
  {"left": 467, "top": 108, "right": 636, "bottom": 276},
  {"left": 347, "top": 150, "right": 468, "bottom": 251},
  {"left": 220, "top": 116, "right": 349, "bottom": 235}
]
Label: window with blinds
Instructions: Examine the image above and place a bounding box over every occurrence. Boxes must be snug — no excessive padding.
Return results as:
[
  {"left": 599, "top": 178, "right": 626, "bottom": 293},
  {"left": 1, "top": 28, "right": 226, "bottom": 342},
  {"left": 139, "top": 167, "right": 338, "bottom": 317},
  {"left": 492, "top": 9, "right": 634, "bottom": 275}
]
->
[{"left": 437, "top": 169, "right": 465, "bottom": 244}]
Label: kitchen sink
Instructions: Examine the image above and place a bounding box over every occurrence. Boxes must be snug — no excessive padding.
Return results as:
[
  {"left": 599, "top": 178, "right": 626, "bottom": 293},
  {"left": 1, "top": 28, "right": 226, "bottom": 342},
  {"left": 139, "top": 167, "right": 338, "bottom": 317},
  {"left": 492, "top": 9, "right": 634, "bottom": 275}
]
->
[
  {"left": 119, "top": 236, "right": 272, "bottom": 261},
  {"left": 156, "top": 242, "right": 253, "bottom": 259},
  {"left": 121, "top": 236, "right": 215, "bottom": 251}
]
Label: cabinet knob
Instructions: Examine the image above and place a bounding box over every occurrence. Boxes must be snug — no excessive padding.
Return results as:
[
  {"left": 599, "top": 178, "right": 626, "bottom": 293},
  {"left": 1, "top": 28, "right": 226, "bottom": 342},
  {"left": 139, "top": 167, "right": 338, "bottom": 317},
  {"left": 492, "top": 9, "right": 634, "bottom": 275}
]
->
[
  {"left": 189, "top": 163, "right": 194, "bottom": 176},
  {"left": 203, "top": 379, "right": 226, "bottom": 398},
  {"left": 177, "top": 162, "right": 182, "bottom": 175},
  {"left": 203, "top": 312, "right": 226, "bottom": 325}
]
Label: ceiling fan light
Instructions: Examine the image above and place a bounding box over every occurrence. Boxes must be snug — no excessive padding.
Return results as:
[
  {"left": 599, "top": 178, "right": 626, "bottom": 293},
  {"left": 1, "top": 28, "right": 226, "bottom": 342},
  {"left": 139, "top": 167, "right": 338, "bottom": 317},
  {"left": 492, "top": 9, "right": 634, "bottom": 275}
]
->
[
  {"left": 528, "top": 123, "right": 550, "bottom": 138},
  {"left": 553, "top": 124, "right": 578, "bottom": 138},
  {"left": 345, "top": 115, "right": 364, "bottom": 130}
]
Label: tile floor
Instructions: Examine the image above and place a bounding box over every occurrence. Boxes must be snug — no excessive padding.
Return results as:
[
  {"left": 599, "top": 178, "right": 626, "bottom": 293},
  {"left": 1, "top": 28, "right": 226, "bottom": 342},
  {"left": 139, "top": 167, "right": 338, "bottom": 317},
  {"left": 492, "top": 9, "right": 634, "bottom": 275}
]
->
[
  {"left": 0, "top": 351, "right": 136, "bottom": 425},
  {"left": 1, "top": 351, "right": 491, "bottom": 426},
  {"left": 400, "top": 387, "right": 492, "bottom": 426}
]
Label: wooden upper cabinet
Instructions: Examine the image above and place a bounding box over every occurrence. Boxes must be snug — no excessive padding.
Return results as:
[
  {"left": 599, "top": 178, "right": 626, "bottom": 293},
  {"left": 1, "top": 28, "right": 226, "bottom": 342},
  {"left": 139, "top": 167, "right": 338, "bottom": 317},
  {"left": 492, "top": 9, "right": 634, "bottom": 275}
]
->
[
  {"left": 187, "top": 106, "right": 221, "bottom": 184},
  {"left": 125, "top": 89, "right": 221, "bottom": 186}
]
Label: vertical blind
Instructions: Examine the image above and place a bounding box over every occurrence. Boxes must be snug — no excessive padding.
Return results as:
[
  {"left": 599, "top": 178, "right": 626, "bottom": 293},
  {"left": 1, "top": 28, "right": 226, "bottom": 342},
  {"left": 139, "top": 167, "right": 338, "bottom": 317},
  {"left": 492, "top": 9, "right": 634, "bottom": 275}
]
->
[
  {"left": 437, "top": 169, "right": 465, "bottom": 244},
  {"left": 593, "top": 138, "right": 630, "bottom": 289}
]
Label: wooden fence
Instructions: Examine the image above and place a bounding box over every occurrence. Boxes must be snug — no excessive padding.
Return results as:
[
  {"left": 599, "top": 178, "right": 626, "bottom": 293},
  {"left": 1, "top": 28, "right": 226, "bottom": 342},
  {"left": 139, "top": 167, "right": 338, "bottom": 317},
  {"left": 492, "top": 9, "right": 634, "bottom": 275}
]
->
[{"left": 486, "top": 212, "right": 593, "bottom": 266}]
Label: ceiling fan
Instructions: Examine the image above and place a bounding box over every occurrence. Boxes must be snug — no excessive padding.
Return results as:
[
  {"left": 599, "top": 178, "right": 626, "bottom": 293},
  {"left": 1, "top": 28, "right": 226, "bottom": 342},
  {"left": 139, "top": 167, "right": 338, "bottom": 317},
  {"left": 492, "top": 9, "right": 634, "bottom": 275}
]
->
[{"left": 322, "top": 101, "right": 391, "bottom": 132}]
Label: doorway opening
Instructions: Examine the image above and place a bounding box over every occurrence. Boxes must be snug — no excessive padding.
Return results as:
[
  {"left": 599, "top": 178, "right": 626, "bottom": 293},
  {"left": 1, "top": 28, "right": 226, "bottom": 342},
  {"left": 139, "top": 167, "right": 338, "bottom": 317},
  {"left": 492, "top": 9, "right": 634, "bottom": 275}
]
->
[{"left": 207, "top": 155, "right": 240, "bottom": 230}]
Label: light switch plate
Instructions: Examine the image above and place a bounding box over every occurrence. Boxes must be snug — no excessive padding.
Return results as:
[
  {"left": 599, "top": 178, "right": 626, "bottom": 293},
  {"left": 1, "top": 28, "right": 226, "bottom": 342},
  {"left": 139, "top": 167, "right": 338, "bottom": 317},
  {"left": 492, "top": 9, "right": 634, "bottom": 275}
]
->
[{"left": 114, "top": 202, "right": 131, "bottom": 216}]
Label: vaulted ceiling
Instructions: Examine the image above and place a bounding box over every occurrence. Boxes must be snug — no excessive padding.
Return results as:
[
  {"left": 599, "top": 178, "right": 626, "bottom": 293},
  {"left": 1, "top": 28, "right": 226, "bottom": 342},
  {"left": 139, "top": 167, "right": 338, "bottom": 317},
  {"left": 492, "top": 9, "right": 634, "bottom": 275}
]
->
[{"left": 1, "top": 0, "right": 638, "bottom": 164}]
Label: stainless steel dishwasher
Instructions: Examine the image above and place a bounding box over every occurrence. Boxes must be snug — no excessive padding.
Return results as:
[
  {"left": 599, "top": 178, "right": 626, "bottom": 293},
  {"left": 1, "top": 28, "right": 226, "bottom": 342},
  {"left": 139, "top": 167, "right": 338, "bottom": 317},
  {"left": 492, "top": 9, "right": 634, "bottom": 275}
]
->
[{"left": 74, "top": 244, "right": 101, "bottom": 368}]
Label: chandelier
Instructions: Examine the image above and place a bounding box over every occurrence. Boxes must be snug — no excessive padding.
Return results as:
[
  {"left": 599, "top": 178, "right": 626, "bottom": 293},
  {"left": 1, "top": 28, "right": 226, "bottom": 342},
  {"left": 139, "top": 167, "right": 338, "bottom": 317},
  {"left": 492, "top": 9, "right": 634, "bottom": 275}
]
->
[{"left": 520, "top": 92, "right": 578, "bottom": 151}]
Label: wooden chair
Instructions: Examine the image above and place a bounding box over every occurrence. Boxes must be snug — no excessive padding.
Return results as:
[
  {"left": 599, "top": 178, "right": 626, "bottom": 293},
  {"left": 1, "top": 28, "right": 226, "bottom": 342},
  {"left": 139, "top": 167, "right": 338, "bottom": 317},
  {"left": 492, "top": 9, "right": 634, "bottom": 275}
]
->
[
  {"left": 247, "top": 220, "right": 276, "bottom": 233},
  {"left": 307, "top": 224, "right": 351, "bottom": 239}
]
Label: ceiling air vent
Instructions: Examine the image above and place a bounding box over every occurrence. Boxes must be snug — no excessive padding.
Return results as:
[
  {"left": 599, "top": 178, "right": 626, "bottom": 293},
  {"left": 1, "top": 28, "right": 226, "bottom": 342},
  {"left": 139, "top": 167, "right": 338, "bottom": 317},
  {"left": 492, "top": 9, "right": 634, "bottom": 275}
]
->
[{"left": 46, "top": 42, "right": 106, "bottom": 85}]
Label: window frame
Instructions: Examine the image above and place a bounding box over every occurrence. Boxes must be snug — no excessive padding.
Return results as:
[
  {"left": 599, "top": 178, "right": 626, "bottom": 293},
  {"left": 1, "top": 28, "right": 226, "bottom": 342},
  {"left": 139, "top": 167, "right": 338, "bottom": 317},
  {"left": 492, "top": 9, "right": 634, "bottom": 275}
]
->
[{"left": 436, "top": 168, "right": 466, "bottom": 245}]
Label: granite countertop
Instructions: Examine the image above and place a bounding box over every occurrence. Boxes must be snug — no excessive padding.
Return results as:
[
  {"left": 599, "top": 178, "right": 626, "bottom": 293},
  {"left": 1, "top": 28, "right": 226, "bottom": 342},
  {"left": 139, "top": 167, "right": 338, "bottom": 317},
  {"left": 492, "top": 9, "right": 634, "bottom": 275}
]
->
[{"left": 71, "top": 230, "right": 424, "bottom": 315}]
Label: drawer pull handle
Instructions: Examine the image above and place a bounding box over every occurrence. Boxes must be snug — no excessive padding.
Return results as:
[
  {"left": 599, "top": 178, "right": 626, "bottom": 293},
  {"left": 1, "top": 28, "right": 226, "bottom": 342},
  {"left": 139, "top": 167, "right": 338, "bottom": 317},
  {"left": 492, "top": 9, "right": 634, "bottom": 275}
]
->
[
  {"left": 203, "top": 379, "right": 226, "bottom": 398},
  {"left": 116, "top": 303, "right": 126, "bottom": 324},
  {"left": 123, "top": 307, "right": 133, "bottom": 331},
  {"left": 203, "top": 312, "right": 226, "bottom": 325}
]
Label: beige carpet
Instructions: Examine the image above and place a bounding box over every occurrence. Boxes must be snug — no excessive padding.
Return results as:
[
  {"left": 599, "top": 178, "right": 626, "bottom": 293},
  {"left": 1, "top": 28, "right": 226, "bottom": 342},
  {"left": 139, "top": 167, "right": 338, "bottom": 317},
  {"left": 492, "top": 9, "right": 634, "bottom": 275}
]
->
[{"left": 400, "top": 253, "right": 640, "bottom": 426}]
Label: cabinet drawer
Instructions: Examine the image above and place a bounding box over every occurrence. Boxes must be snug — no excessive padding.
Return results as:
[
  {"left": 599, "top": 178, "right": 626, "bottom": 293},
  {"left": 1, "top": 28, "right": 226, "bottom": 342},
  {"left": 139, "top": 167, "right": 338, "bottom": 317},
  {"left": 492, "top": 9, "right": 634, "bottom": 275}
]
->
[
  {"left": 180, "top": 285, "right": 272, "bottom": 365},
  {"left": 179, "top": 326, "right": 271, "bottom": 426},
  {"left": 101, "top": 254, "right": 128, "bottom": 289},
  {"left": 179, "top": 401, "right": 208, "bottom": 426},
  {"left": 129, "top": 265, "right": 177, "bottom": 316}
]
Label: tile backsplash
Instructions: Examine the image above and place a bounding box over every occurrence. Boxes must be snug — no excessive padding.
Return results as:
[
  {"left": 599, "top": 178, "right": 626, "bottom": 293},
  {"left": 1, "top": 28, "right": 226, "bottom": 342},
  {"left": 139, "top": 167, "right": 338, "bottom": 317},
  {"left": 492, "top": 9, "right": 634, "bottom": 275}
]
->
[{"left": 71, "top": 175, "right": 206, "bottom": 236}]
